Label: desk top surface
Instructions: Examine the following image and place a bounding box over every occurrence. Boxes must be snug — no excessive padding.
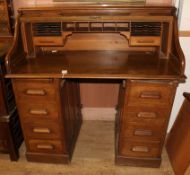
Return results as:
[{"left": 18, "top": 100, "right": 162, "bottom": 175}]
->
[{"left": 8, "top": 51, "right": 184, "bottom": 80}]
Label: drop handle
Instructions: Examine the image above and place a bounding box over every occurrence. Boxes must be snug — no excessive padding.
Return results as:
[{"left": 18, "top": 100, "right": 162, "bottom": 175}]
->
[
  {"left": 36, "top": 144, "right": 54, "bottom": 150},
  {"left": 139, "top": 91, "right": 161, "bottom": 99},
  {"left": 25, "top": 89, "right": 46, "bottom": 96},
  {"left": 132, "top": 146, "right": 149, "bottom": 153},
  {"left": 33, "top": 128, "right": 51, "bottom": 134},
  {"left": 29, "top": 109, "right": 48, "bottom": 115}
]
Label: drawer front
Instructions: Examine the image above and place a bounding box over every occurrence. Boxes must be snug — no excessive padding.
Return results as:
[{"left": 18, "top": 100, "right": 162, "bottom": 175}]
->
[
  {"left": 23, "top": 121, "right": 62, "bottom": 139},
  {"left": 130, "top": 36, "right": 161, "bottom": 46},
  {"left": 122, "top": 122, "right": 164, "bottom": 141},
  {"left": 127, "top": 81, "right": 174, "bottom": 106},
  {"left": 27, "top": 139, "right": 65, "bottom": 154},
  {"left": 0, "top": 140, "right": 8, "bottom": 152},
  {"left": 33, "top": 37, "right": 63, "bottom": 46},
  {"left": 18, "top": 102, "right": 59, "bottom": 121},
  {"left": 13, "top": 79, "right": 57, "bottom": 103},
  {"left": 123, "top": 106, "right": 169, "bottom": 124},
  {"left": 120, "top": 139, "right": 161, "bottom": 158}
]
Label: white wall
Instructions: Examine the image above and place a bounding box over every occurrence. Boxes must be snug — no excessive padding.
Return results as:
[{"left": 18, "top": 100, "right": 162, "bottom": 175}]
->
[
  {"left": 168, "top": 0, "right": 190, "bottom": 131},
  {"left": 169, "top": 38, "right": 190, "bottom": 130}
]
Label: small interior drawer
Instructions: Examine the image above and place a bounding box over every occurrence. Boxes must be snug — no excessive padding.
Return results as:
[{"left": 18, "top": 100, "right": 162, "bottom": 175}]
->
[
  {"left": 33, "top": 37, "right": 63, "bottom": 46},
  {"left": 27, "top": 139, "right": 65, "bottom": 154},
  {"left": 130, "top": 36, "right": 161, "bottom": 46},
  {"left": 119, "top": 139, "right": 161, "bottom": 158}
]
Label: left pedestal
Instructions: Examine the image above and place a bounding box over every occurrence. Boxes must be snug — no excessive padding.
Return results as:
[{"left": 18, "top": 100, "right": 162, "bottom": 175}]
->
[{"left": 12, "top": 78, "right": 82, "bottom": 164}]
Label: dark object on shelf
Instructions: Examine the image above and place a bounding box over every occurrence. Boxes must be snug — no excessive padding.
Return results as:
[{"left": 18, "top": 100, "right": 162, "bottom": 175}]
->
[{"left": 166, "top": 93, "right": 190, "bottom": 175}]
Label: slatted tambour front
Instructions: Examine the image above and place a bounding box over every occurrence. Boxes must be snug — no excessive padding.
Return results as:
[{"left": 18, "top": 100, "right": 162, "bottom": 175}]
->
[{"left": 0, "top": 45, "right": 23, "bottom": 161}]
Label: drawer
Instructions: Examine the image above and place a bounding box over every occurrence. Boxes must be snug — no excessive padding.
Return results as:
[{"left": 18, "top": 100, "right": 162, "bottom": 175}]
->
[
  {"left": 0, "top": 140, "right": 8, "bottom": 152},
  {"left": 23, "top": 120, "right": 62, "bottom": 139},
  {"left": 33, "top": 37, "right": 63, "bottom": 46},
  {"left": 130, "top": 36, "right": 161, "bottom": 46},
  {"left": 120, "top": 139, "right": 161, "bottom": 158},
  {"left": 127, "top": 81, "right": 174, "bottom": 106},
  {"left": 13, "top": 79, "right": 57, "bottom": 103},
  {"left": 121, "top": 122, "right": 164, "bottom": 141},
  {"left": 18, "top": 102, "right": 59, "bottom": 121},
  {"left": 27, "top": 139, "right": 65, "bottom": 154},
  {"left": 123, "top": 106, "right": 169, "bottom": 124}
]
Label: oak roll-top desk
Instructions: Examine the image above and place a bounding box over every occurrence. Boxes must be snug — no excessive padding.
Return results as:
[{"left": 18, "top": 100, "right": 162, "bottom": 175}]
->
[{"left": 5, "top": 2, "right": 186, "bottom": 167}]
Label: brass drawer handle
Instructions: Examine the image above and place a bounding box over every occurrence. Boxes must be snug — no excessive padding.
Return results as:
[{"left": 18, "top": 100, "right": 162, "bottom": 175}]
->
[
  {"left": 132, "top": 146, "right": 149, "bottom": 153},
  {"left": 134, "top": 129, "right": 153, "bottom": 136},
  {"left": 33, "top": 128, "right": 51, "bottom": 134},
  {"left": 36, "top": 144, "right": 54, "bottom": 150},
  {"left": 140, "top": 91, "right": 161, "bottom": 99},
  {"left": 29, "top": 109, "right": 48, "bottom": 115},
  {"left": 137, "top": 112, "right": 157, "bottom": 119},
  {"left": 25, "top": 89, "right": 46, "bottom": 96},
  {"left": 137, "top": 40, "right": 155, "bottom": 44}
]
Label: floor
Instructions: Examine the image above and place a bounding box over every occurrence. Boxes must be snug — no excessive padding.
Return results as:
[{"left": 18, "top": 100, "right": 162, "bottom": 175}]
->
[{"left": 0, "top": 121, "right": 174, "bottom": 175}]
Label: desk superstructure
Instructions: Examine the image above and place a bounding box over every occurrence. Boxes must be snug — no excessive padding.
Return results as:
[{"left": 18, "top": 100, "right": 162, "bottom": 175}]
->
[{"left": 5, "top": 2, "right": 185, "bottom": 167}]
